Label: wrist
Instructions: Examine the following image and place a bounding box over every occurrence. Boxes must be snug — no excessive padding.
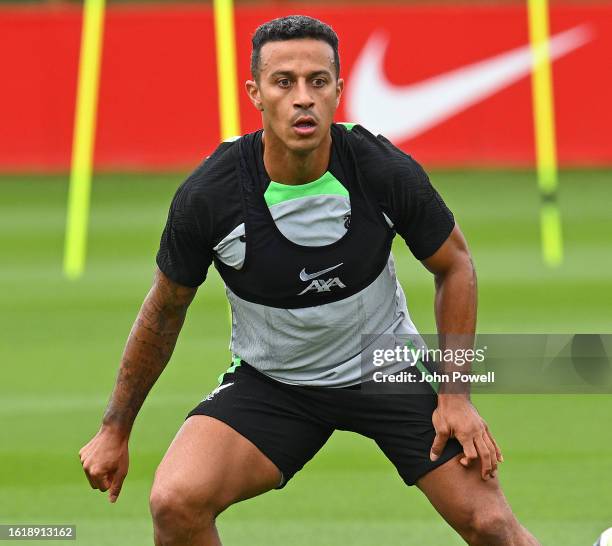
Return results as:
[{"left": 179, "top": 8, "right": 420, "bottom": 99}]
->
[
  {"left": 100, "top": 419, "right": 132, "bottom": 439},
  {"left": 437, "top": 392, "right": 471, "bottom": 405}
]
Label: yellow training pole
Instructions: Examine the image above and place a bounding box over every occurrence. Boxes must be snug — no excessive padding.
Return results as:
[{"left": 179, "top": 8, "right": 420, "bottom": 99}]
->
[
  {"left": 64, "top": 0, "right": 106, "bottom": 279},
  {"left": 527, "top": 0, "right": 563, "bottom": 267},
  {"left": 213, "top": 0, "right": 240, "bottom": 330},
  {"left": 213, "top": 0, "right": 241, "bottom": 140}
]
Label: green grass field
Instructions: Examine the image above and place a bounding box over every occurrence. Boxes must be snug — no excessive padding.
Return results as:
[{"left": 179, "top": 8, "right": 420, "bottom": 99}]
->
[{"left": 1, "top": 169, "right": 611, "bottom": 545}]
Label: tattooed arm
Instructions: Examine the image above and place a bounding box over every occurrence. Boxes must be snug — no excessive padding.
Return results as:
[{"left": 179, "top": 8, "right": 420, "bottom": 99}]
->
[
  {"left": 79, "top": 268, "right": 197, "bottom": 503},
  {"left": 102, "top": 268, "right": 196, "bottom": 432}
]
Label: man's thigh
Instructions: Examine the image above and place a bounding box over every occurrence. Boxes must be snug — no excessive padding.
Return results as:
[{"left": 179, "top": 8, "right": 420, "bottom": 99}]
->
[
  {"left": 167, "top": 362, "right": 333, "bottom": 497},
  {"left": 152, "top": 415, "right": 282, "bottom": 513},
  {"left": 416, "top": 454, "right": 514, "bottom": 533}
]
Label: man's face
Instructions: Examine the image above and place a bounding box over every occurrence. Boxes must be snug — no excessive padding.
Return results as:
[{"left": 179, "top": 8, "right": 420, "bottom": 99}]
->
[{"left": 246, "top": 38, "right": 344, "bottom": 154}]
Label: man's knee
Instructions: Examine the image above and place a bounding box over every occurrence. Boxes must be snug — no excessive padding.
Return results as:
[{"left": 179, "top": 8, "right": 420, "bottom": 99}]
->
[
  {"left": 149, "top": 483, "right": 221, "bottom": 539},
  {"left": 463, "top": 504, "right": 518, "bottom": 546}
]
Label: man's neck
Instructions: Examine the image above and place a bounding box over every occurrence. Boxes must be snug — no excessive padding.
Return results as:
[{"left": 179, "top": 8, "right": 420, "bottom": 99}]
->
[{"left": 262, "top": 130, "right": 332, "bottom": 186}]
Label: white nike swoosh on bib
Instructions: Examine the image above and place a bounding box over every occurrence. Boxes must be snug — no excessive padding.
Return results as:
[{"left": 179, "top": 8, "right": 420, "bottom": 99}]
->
[
  {"left": 299, "top": 263, "right": 343, "bottom": 282},
  {"left": 346, "top": 25, "right": 593, "bottom": 141}
]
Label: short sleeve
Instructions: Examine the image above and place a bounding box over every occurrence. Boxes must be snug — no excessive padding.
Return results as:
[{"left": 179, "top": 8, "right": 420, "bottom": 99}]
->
[
  {"left": 340, "top": 124, "right": 454, "bottom": 260},
  {"left": 156, "top": 180, "right": 213, "bottom": 287},
  {"left": 390, "top": 159, "right": 455, "bottom": 260}
]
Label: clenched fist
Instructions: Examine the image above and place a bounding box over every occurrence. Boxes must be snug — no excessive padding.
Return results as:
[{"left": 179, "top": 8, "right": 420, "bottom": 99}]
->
[{"left": 79, "top": 426, "right": 130, "bottom": 503}]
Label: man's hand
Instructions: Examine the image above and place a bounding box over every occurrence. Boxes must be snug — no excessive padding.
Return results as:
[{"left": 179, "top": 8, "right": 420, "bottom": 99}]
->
[
  {"left": 430, "top": 395, "right": 503, "bottom": 480},
  {"left": 79, "top": 426, "right": 129, "bottom": 503}
]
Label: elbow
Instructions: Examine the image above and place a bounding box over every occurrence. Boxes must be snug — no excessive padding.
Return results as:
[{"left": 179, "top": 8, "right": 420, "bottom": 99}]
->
[{"left": 434, "top": 249, "right": 476, "bottom": 291}]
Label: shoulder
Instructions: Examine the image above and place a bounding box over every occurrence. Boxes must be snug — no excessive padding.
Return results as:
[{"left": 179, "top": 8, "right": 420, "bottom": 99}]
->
[
  {"left": 334, "top": 122, "right": 429, "bottom": 192},
  {"left": 166, "top": 136, "right": 249, "bottom": 244},
  {"left": 176, "top": 137, "right": 242, "bottom": 208},
  {"left": 335, "top": 123, "right": 425, "bottom": 176}
]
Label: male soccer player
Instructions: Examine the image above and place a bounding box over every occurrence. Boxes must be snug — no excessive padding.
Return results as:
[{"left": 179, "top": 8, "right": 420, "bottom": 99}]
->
[{"left": 80, "top": 15, "right": 540, "bottom": 546}]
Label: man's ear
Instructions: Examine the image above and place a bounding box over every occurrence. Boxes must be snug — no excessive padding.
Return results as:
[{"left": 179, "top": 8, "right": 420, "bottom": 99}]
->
[
  {"left": 245, "top": 80, "right": 264, "bottom": 111},
  {"left": 335, "top": 78, "right": 344, "bottom": 108}
]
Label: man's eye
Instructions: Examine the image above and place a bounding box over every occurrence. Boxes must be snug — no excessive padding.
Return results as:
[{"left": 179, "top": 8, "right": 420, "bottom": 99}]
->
[
  {"left": 278, "top": 79, "right": 291, "bottom": 88},
  {"left": 312, "top": 79, "right": 327, "bottom": 87}
]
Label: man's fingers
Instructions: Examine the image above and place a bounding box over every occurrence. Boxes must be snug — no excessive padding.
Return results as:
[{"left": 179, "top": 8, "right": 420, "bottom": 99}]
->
[
  {"left": 474, "top": 434, "right": 493, "bottom": 480},
  {"left": 482, "top": 433, "right": 498, "bottom": 476},
  {"left": 83, "top": 468, "right": 98, "bottom": 489},
  {"left": 459, "top": 438, "right": 478, "bottom": 466},
  {"left": 485, "top": 426, "right": 503, "bottom": 462},
  {"left": 82, "top": 462, "right": 113, "bottom": 492},
  {"left": 430, "top": 428, "right": 450, "bottom": 461},
  {"left": 109, "top": 472, "right": 126, "bottom": 503},
  {"left": 99, "top": 474, "right": 111, "bottom": 492},
  {"left": 78, "top": 447, "right": 89, "bottom": 465}
]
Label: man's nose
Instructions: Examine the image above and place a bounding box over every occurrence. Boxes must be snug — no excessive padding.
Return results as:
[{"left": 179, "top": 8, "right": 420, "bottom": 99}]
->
[{"left": 293, "top": 80, "right": 315, "bottom": 109}]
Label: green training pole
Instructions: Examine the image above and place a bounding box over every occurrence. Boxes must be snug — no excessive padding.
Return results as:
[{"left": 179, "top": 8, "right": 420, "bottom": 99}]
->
[
  {"left": 63, "top": 0, "right": 106, "bottom": 279},
  {"left": 527, "top": 0, "right": 563, "bottom": 267}
]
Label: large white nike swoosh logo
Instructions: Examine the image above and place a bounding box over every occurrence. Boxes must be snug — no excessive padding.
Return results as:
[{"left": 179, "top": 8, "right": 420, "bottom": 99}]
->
[
  {"left": 299, "top": 263, "right": 343, "bottom": 282},
  {"left": 346, "top": 25, "right": 593, "bottom": 141}
]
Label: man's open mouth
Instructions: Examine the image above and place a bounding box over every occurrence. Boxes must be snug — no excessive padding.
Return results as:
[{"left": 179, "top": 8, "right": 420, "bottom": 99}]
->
[{"left": 293, "top": 117, "right": 317, "bottom": 130}]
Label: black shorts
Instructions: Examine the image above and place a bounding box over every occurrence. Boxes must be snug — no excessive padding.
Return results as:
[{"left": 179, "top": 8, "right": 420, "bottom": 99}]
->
[{"left": 186, "top": 362, "right": 463, "bottom": 488}]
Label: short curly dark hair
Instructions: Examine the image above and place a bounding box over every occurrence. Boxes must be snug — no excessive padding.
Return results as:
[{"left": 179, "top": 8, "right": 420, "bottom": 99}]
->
[{"left": 251, "top": 15, "right": 340, "bottom": 81}]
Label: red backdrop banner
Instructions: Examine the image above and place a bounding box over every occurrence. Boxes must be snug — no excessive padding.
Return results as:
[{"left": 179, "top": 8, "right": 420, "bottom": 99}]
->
[{"left": 1, "top": 3, "right": 610, "bottom": 171}]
